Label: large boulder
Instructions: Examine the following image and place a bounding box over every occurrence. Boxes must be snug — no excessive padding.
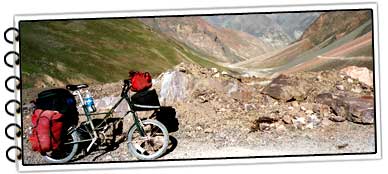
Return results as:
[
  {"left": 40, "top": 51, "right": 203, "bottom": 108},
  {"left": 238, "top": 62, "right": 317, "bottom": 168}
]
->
[
  {"left": 158, "top": 70, "right": 193, "bottom": 105},
  {"left": 340, "top": 66, "right": 373, "bottom": 87},
  {"left": 315, "top": 93, "right": 374, "bottom": 124},
  {"left": 262, "top": 74, "right": 312, "bottom": 101}
]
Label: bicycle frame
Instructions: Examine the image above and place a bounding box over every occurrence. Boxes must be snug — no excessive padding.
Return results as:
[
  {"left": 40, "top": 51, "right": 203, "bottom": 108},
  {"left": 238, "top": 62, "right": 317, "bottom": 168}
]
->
[{"left": 65, "top": 81, "right": 146, "bottom": 152}]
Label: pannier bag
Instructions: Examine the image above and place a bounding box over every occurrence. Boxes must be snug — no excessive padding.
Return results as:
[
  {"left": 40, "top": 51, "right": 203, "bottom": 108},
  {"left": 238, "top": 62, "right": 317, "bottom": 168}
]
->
[
  {"left": 35, "top": 88, "right": 79, "bottom": 126},
  {"left": 131, "top": 89, "right": 160, "bottom": 111},
  {"left": 129, "top": 71, "right": 152, "bottom": 92},
  {"left": 29, "top": 109, "right": 65, "bottom": 153}
]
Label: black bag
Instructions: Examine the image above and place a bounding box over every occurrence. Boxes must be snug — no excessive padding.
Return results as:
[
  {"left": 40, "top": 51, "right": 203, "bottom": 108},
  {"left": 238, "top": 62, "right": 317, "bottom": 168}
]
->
[
  {"left": 154, "top": 107, "right": 179, "bottom": 132},
  {"left": 131, "top": 89, "right": 160, "bottom": 111},
  {"left": 35, "top": 88, "right": 79, "bottom": 126}
]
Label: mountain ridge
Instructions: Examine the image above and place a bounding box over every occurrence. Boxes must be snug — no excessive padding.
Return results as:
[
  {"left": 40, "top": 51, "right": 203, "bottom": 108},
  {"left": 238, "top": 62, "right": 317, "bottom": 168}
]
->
[{"left": 139, "top": 16, "right": 275, "bottom": 64}]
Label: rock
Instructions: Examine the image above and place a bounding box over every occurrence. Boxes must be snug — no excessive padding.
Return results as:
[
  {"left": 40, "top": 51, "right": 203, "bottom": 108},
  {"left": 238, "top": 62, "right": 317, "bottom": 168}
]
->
[
  {"left": 213, "top": 72, "right": 220, "bottom": 78},
  {"left": 204, "top": 128, "right": 213, "bottom": 133},
  {"left": 316, "top": 93, "right": 349, "bottom": 121},
  {"left": 306, "top": 114, "right": 320, "bottom": 128},
  {"left": 316, "top": 75, "right": 322, "bottom": 81},
  {"left": 315, "top": 93, "right": 374, "bottom": 124},
  {"left": 211, "top": 68, "right": 218, "bottom": 73},
  {"left": 158, "top": 70, "right": 192, "bottom": 105},
  {"left": 282, "top": 115, "right": 293, "bottom": 124},
  {"left": 347, "top": 78, "right": 354, "bottom": 83},
  {"left": 312, "top": 104, "right": 321, "bottom": 113},
  {"left": 351, "top": 87, "right": 362, "bottom": 93},
  {"left": 346, "top": 96, "right": 374, "bottom": 124},
  {"left": 195, "top": 126, "right": 203, "bottom": 131},
  {"left": 177, "top": 66, "right": 186, "bottom": 73},
  {"left": 257, "top": 115, "right": 280, "bottom": 123},
  {"left": 198, "top": 96, "right": 208, "bottom": 103},
  {"left": 341, "top": 66, "right": 373, "bottom": 87},
  {"left": 320, "top": 117, "right": 333, "bottom": 127},
  {"left": 259, "top": 123, "right": 271, "bottom": 131},
  {"left": 336, "top": 143, "right": 349, "bottom": 149},
  {"left": 329, "top": 113, "right": 346, "bottom": 122},
  {"left": 244, "top": 104, "right": 256, "bottom": 112},
  {"left": 305, "top": 110, "right": 314, "bottom": 114},
  {"left": 292, "top": 116, "right": 306, "bottom": 130},
  {"left": 218, "top": 108, "right": 227, "bottom": 112},
  {"left": 291, "top": 101, "right": 299, "bottom": 108},
  {"left": 276, "top": 124, "right": 287, "bottom": 132},
  {"left": 221, "top": 71, "right": 228, "bottom": 75},
  {"left": 262, "top": 74, "right": 311, "bottom": 102},
  {"left": 336, "top": 85, "right": 345, "bottom": 90}
]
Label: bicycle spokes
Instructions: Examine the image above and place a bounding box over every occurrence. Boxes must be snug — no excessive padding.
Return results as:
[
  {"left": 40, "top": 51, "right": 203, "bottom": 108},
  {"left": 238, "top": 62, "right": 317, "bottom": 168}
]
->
[{"left": 131, "top": 124, "right": 165, "bottom": 155}]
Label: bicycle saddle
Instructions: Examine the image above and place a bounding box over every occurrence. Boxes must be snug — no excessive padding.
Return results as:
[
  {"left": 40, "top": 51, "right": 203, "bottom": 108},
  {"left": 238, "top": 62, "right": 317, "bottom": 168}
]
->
[{"left": 66, "top": 84, "right": 89, "bottom": 91}]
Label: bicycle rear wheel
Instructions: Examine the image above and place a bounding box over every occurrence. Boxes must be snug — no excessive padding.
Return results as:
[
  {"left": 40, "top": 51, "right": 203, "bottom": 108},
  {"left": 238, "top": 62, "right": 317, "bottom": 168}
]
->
[
  {"left": 43, "top": 130, "right": 79, "bottom": 163},
  {"left": 127, "top": 119, "right": 169, "bottom": 160}
]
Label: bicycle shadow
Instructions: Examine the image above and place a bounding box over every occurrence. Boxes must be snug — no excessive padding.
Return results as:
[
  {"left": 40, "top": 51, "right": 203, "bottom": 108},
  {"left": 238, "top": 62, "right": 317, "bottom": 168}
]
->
[
  {"left": 71, "top": 118, "right": 126, "bottom": 162},
  {"left": 161, "top": 135, "right": 178, "bottom": 158}
]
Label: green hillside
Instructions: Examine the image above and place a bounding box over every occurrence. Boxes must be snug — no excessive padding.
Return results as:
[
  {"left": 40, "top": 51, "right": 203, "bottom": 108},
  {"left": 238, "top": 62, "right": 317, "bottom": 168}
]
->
[{"left": 20, "top": 18, "right": 223, "bottom": 88}]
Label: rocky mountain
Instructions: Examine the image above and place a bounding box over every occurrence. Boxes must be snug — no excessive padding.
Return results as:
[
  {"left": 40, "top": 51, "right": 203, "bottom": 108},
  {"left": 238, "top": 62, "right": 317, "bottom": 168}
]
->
[
  {"left": 231, "top": 10, "right": 373, "bottom": 77},
  {"left": 204, "top": 12, "right": 320, "bottom": 48},
  {"left": 139, "top": 17, "right": 275, "bottom": 63},
  {"left": 266, "top": 12, "right": 320, "bottom": 41},
  {"left": 300, "top": 10, "right": 371, "bottom": 45}
]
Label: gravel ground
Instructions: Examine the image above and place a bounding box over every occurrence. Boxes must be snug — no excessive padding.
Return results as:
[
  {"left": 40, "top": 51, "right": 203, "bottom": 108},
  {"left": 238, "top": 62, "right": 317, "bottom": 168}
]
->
[{"left": 22, "top": 107, "right": 375, "bottom": 164}]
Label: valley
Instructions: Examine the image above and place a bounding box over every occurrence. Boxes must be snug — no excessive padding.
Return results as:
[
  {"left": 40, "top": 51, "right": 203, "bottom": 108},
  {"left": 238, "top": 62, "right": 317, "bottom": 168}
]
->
[{"left": 20, "top": 9, "right": 377, "bottom": 164}]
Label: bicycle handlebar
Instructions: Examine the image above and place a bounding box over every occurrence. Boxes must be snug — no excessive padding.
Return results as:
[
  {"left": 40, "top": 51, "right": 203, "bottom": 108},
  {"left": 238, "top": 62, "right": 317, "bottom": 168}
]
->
[
  {"left": 123, "top": 79, "right": 130, "bottom": 86},
  {"left": 121, "top": 79, "right": 131, "bottom": 97}
]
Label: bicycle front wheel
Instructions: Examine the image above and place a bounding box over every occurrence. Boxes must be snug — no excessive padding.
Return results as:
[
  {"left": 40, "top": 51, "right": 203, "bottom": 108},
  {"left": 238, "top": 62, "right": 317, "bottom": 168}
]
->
[
  {"left": 127, "top": 119, "right": 169, "bottom": 160},
  {"left": 43, "top": 130, "right": 79, "bottom": 163}
]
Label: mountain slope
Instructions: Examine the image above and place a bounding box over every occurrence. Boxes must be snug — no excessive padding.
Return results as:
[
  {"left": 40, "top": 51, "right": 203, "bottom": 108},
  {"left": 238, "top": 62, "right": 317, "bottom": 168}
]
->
[
  {"left": 232, "top": 10, "right": 373, "bottom": 76},
  {"left": 204, "top": 13, "right": 320, "bottom": 48},
  {"left": 266, "top": 12, "right": 320, "bottom": 41},
  {"left": 140, "top": 17, "right": 274, "bottom": 63},
  {"left": 204, "top": 14, "right": 291, "bottom": 48},
  {"left": 20, "top": 19, "right": 225, "bottom": 88},
  {"left": 300, "top": 10, "right": 372, "bottom": 45}
]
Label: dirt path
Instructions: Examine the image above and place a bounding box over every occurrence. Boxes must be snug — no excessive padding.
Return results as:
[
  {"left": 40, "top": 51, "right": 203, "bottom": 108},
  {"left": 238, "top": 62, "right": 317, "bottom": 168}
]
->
[{"left": 162, "top": 122, "right": 374, "bottom": 159}]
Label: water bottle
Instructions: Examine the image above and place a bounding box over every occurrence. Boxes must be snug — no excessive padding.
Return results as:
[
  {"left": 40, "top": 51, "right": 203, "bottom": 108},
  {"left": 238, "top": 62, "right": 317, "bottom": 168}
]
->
[{"left": 84, "top": 90, "right": 97, "bottom": 113}]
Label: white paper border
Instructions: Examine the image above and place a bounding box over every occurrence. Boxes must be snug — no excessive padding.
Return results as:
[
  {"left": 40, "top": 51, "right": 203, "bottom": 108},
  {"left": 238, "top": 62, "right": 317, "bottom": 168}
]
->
[{"left": 12, "top": 2, "right": 381, "bottom": 173}]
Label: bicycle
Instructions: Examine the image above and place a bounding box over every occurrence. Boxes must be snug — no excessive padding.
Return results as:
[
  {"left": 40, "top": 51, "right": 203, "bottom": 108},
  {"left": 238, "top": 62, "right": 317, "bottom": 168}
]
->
[{"left": 41, "top": 79, "right": 169, "bottom": 163}]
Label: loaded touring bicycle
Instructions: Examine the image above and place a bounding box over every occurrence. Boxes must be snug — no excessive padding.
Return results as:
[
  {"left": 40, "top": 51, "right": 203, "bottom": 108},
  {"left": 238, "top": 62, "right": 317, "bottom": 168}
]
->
[{"left": 33, "top": 79, "right": 169, "bottom": 163}]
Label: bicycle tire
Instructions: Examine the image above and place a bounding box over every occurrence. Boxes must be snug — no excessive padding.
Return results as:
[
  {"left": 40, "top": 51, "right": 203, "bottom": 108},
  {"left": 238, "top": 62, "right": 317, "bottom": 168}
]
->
[
  {"left": 127, "top": 119, "right": 169, "bottom": 160},
  {"left": 43, "top": 131, "right": 79, "bottom": 163}
]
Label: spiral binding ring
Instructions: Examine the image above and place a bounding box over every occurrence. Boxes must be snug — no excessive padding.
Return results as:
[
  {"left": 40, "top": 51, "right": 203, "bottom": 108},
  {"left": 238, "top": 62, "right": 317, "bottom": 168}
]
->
[
  {"left": 5, "top": 99, "right": 21, "bottom": 117},
  {"left": 4, "top": 27, "right": 22, "bottom": 163},
  {"left": 4, "top": 27, "right": 19, "bottom": 44},
  {"left": 5, "top": 76, "right": 20, "bottom": 93},
  {"left": 6, "top": 146, "right": 22, "bottom": 163},
  {"left": 4, "top": 51, "right": 20, "bottom": 68},
  {"left": 5, "top": 123, "right": 21, "bottom": 140}
]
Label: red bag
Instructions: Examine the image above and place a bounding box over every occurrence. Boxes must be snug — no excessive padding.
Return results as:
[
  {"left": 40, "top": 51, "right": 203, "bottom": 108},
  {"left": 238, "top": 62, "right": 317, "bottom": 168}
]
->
[
  {"left": 130, "top": 72, "right": 152, "bottom": 92},
  {"left": 29, "top": 109, "right": 64, "bottom": 153}
]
